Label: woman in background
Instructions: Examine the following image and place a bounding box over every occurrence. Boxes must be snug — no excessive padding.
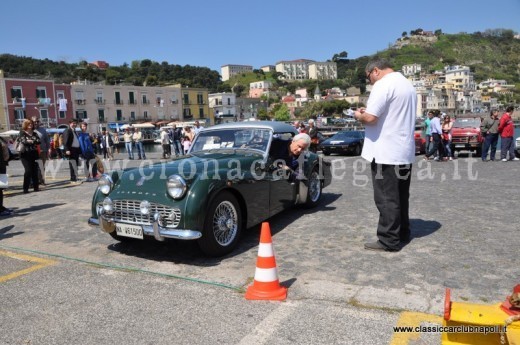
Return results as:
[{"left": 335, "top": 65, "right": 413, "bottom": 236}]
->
[{"left": 18, "top": 119, "right": 41, "bottom": 193}]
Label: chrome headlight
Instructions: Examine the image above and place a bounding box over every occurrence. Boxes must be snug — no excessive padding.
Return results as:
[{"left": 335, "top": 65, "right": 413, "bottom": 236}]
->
[
  {"left": 98, "top": 174, "right": 113, "bottom": 195},
  {"left": 166, "top": 175, "right": 187, "bottom": 200},
  {"left": 140, "top": 200, "right": 151, "bottom": 215},
  {"left": 102, "top": 197, "right": 114, "bottom": 214}
]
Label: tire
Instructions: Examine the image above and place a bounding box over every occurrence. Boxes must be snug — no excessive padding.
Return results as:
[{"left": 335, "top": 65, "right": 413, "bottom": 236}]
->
[
  {"left": 304, "top": 167, "right": 322, "bottom": 208},
  {"left": 198, "top": 191, "right": 242, "bottom": 257}
]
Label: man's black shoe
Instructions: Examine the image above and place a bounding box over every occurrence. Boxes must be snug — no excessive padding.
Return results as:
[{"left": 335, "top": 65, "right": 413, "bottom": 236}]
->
[{"left": 364, "top": 241, "right": 400, "bottom": 252}]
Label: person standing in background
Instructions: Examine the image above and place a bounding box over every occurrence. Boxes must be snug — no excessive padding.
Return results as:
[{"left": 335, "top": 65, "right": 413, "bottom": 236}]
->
[
  {"left": 480, "top": 110, "right": 500, "bottom": 161},
  {"left": 133, "top": 127, "right": 146, "bottom": 159},
  {"left": 62, "top": 119, "right": 81, "bottom": 183},
  {"left": 31, "top": 116, "right": 50, "bottom": 185},
  {"left": 18, "top": 119, "right": 41, "bottom": 192},
  {"left": 498, "top": 105, "right": 518, "bottom": 161},
  {"left": 123, "top": 128, "right": 134, "bottom": 160},
  {"left": 78, "top": 122, "right": 98, "bottom": 182}
]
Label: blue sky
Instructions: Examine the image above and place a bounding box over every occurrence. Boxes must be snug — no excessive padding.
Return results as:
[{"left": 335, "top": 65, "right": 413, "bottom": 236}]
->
[{"left": 1, "top": 0, "right": 519, "bottom": 73}]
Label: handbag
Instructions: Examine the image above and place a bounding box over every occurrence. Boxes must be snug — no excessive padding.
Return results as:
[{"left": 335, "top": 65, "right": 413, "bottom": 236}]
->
[
  {"left": 15, "top": 140, "right": 25, "bottom": 153},
  {"left": 0, "top": 173, "right": 8, "bottom": 189}
]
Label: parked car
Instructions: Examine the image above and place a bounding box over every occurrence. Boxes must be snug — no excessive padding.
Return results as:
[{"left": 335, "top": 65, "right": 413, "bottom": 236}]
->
[
  {"left": 89, "top": 121, "right": 332, "bottom": 257},
  {"left": 319, "top": 130, "right": 365, "bottom": 156},
  {"left": 450, "top": 117, "right": 484, "bottom": 156},
  {"left": 516, "top": 136, "right": 520, "bottom": 158}
]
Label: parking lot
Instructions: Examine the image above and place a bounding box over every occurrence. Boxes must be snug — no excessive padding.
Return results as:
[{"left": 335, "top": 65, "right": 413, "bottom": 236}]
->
[{"left": 1, "top": 152, "right": 518, "bottom": 344}]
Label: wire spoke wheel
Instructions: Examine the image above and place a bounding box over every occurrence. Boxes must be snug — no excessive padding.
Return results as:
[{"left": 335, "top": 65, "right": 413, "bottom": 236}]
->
[
  {"left": 308, "top": 170, "right": 321, "bottom": 203},
  {"left": 212, "top": 201, "right": 238, "bottom": 246}
]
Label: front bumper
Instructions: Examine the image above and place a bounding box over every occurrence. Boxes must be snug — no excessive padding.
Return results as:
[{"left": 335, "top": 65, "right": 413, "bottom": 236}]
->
[{"left": 88, "top": 209, "right": 202, "bottom": 241}]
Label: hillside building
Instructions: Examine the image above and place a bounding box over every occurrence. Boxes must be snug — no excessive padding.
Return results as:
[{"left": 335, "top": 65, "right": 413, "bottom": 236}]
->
[{"left": 221, "top": 64, "right": 253, "bottom": 81}]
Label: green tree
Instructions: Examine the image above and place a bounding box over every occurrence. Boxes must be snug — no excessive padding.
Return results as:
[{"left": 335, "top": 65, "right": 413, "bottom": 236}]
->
[
  {"left": 257, "top": 107, "right": 270, "bottom": 120},
  {"left": 274, "top": 104, "right": 290, "bottom": 122}
]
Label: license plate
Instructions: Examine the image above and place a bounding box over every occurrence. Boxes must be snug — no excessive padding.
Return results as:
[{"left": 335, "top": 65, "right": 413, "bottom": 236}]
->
[
  {"left": 329, "top": 146, "right": 336, "bottom": 149},
  {"left": 455, "top": 144, "right": 465, "bottom": 148},
  {"left": 115, "top": 223, "right": 143, "bottom": 239}
]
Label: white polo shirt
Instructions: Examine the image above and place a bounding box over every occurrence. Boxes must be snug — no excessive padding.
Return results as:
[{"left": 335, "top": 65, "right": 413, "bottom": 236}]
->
[{"left": 362, "top": 72, "right": 417, "bottom": 165}]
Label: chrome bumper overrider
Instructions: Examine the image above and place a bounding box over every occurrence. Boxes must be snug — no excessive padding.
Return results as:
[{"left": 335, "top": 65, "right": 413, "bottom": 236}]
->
[{"left": 88, "top": 209, "right": 201, "bottom": 241}]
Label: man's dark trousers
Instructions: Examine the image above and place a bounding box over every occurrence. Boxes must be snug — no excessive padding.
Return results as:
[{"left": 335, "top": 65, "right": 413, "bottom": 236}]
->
[
  {"left": 371, "top": 161, "right": 412, "bottom": 250},
  {"left": 68, "top": 147, "right": 81, "bottom": 181}
]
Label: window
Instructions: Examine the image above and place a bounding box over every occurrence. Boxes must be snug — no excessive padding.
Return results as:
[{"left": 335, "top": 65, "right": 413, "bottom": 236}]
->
[
  {"left": 142, "top": 94, "right": 149, "bottom": 105},
  {"left": 116, "top": 110, "right": 123, "bottom": 121},
  {"left": 197, "top": 93, "right": 204, "bottom": 105},
  {"left": 75, "top": 90, "right": 85, "bottom": 105},
  {"left": 95, "top": 90, "right": 104, "bottom": 104},
  {"left": 183, "top": 93, "right": 189, "bottom": 104},
  {"left": 11, "top": 87, "right": 22, "bottom": 100},
  {"left": 129, "top": 91, "right": 135, "bottom": 105},
  {"left": 199, "top": 107, "right": 204, "bottom": 118},
  {"left": 14, "top": 108, "right": 26, "bottom": 120},
  {"left": 227, "top": 98, "right": 231, "bottom": 105},
  {"left": 98, "top": 109, "right": 105, "bottom": 122},
  {"left": 36, "top": 87, "right": 47, "bottom": 99},
  {"left": 76, "top": 110, "right": 87, "bottom": 119},
  {"left": 143, "top": 111, "right": 148, "bottom": 119},
  {"left": 59, "top": 111, "right": 66, "bottom": 119},
  {"left": 40, "top": 109, "right": 48, "bottom": 119},
  {"left": 183, "top": 108, "right": 192, "bottom": 118},
  {"left": 130, "top": 111, "right": 135, "bottom": 120},
  {"left": 115, "top": 91, "right": 122, "bottom": 105}
]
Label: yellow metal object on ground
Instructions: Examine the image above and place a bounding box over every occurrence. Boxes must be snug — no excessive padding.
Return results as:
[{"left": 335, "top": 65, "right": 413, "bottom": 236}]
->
[{"left": 442, "top": 301, "right": 520, "bottom": 345}]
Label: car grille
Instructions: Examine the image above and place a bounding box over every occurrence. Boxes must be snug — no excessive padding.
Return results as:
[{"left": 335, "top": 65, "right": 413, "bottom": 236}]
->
[
  {"left": 451, "top": 137, "right": 468, "bottom": 144},
  {"left": 101, "top": 200, "right": 181, "bottom": 228}
]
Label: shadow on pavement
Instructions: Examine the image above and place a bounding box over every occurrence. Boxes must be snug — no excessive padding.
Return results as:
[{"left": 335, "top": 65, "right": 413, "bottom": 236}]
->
[
  {"left": 0, "top": 225, "right": 23, "bottom": 240},
  {"left": 106, "top": 192, "right": 343, "bottom": 266}
]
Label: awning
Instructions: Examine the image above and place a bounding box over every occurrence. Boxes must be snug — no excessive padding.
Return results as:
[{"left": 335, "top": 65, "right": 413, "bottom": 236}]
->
[
  {"left": 155, "top": 120, "right": 170, "bottom": 125},
  {"left": 132, "top": 122, "right": 155, "bottom": 128},
  {"left": 0, "top": 130, "right": 20, "bottom": 137}
]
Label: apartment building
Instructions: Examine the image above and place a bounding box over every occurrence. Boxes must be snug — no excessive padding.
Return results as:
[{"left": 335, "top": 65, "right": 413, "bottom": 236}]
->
[
  {"left": 180, "top": 86, "right": 212, "bottom": 126},
  {"left": 444, "top": 65, "right": 475, "bottom": 91},
  {"left": 308, "top": 62, "right": 337, "bottom": 80},
  {"left": 402, "top": 63, "right": 422, "bottom": 77},
  {"left": 260, "top": 65, "right": 275, "bottom": 73},
  {"left": 208, "top": 92, "right": 236, "bottom": 124},
  {"left": 249, "top": 80, "right": 273, "bottom": 98},
  {"left": 221, "top": 64, "right": 253, "bottom": 81},
  {"left": 0, "top": 70, "right": 74, "bottom": 130},
  {"left": 69, "top": 83, "right": 183, "bottom": 128}
]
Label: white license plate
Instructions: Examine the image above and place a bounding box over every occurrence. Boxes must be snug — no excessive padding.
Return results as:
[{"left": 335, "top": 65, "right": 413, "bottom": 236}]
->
[
  {"left": 455, "top": 144, "right": 465, "bottom": 148},
  {"left": 115, "top": 223, "right": 143, "bottom": 239}
]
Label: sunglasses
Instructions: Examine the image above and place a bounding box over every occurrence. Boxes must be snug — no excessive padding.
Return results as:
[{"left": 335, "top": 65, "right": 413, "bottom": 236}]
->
[{"left": 366, "top": 69, "right": 374, "bottom": 82}]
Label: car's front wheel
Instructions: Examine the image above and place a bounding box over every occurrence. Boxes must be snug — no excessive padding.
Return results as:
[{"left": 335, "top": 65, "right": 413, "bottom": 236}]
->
[
  {"left": 198, "top": 191, "right": 242, "bottom": 257},
  {"left": 354, "top": 144, "right": 362, "bottom": 156}
]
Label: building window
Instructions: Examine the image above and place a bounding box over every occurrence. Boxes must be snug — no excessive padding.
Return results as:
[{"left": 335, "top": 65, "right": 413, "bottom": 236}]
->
[
  {"left": 197, "top": 93, "right": 204, "bottom": 105},
  {"left": 116, "top": 110, "right": 123, "bottom": 121},
  {"left": 59, "top": 111, "right": 66, "bottom": 119},
  {"left": 142, "top": 94, "right": 148, "bottom": 105},
  {"left": 144, "top": 111, "right": 148, "bottom": 119},
  {"left": 76, "top": 110, "right": 87, "bottom": 119},
  {"left": 98, "top": 109, "right": 105, "bottom": 123},
  {"left": 11, "top": 87, "right": 22, "bottom": 100},
  {"left": 115, "top": 91, "right": 122, "bottom": 105},
  {"left": 15, "top": 108, "right": 26, "bottom": 120},
  {"left": 183, "top": 108, "right": 192, "bottom": 118},
  {"left": 199, "top": 107, "right": 204, "bottom": 118},
  {"left": 183, "top": 93, "right": 189, "bottom": 105},
  {"left": 95, "top": 90, "right": 104, "bottom": 104},
  {"left": 36, "top": 87, "right": 47, "bottom": 99},
  {"left": 130, "top": 111, "right": 135, "bottom": 120},
  {"left": 40, "top": 109, "right": 48, "bottom": 119}
]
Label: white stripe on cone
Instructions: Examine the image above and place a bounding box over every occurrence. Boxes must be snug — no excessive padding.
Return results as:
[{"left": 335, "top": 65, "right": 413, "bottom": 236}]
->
[
  {"left": 258, "top": 243, "right": 274, "bottom": 257},
  {"left": 254, "top": 267, "right": 279, "bottom": 282}
]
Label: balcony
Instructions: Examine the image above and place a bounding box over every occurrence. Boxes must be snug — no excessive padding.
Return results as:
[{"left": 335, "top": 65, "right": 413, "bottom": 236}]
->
[
  {"left": 94, "top": 99, "right": 106, "bottom": 105},
  {"left": 142, "top": 100, "right": 150, "bottom": 105},
  {"left": 76, "top": 99, "right": 86, "bottom": 105},
  {"left": 115, "top": 100, "right": 124, "bottom": 105},
  {"left": 128, "top": 100, "right": 138, "bottom": 106},
  {"left": 170, "top": 99, "right": 178, "bottom": 104}
]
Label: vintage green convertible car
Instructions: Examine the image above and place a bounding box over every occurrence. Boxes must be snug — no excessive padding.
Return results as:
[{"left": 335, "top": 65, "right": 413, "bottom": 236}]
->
[{"left": 88, "top": 121, "right": 331, "bottom": 256}]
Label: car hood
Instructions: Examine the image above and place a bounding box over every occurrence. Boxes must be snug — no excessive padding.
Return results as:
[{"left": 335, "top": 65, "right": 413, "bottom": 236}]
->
[
  {"left": 116, "top": 150, "right": 264, "bottom": 187},
  {"left": 451, "top": 127, "right": 479, "bottom": 136}
]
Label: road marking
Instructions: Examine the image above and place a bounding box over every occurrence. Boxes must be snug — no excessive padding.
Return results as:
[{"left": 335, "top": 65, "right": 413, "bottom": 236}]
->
[
  {"left": 0, "top": 250, "right": 56, "bottom": 283},
  {"left": 238, "top": 301, "right": 299, "bottom": 345},
  {"left": 389, "top": 311, "right": 443, "bottom": 345}
]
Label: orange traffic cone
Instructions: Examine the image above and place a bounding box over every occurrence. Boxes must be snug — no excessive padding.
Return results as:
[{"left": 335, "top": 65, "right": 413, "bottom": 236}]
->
[{"left": 245, "top": 222, "right": 287, "bottom": 301}]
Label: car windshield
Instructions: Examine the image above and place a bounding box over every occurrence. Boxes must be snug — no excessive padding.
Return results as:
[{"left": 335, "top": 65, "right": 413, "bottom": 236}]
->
[
  {"left": 330, "top": 131, "right": 363, "bottom": 140},
  {"left": 190, "top": 128, "right": 272, "bottom": 154},
  {"left": 453, "top": 118, "right": 480, "bottom": 128}
]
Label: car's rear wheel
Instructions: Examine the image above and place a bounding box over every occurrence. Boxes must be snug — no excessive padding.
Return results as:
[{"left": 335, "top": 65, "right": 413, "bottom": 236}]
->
[
  {"left": 304, "top": 167, "right": 322, "bottom": 208},
  {"left": 198, "top": 191, "right": 242, "bottom": 257}
]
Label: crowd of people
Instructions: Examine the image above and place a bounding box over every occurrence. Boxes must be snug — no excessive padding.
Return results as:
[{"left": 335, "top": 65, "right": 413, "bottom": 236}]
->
[{"left": 423, "top": 106, "right": 519, "bottom": 162}]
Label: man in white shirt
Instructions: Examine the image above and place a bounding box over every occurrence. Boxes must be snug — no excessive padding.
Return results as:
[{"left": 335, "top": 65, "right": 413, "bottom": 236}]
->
[
  {"left": 354, "top": 58, "right": 416, "bottom": 252},
  {"left": 193, "top": 120, "right": 202, "bottom": 136}
]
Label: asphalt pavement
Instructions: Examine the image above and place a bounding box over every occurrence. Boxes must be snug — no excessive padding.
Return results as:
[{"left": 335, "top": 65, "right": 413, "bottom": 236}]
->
[{"left": 0, "top": 149, "right": 518, "bottom": 345}]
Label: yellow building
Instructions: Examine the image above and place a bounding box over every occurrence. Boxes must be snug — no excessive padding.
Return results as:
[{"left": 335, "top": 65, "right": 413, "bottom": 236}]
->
[{"left": 179, "top": 86, "right": 213, "bottom": 126}]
